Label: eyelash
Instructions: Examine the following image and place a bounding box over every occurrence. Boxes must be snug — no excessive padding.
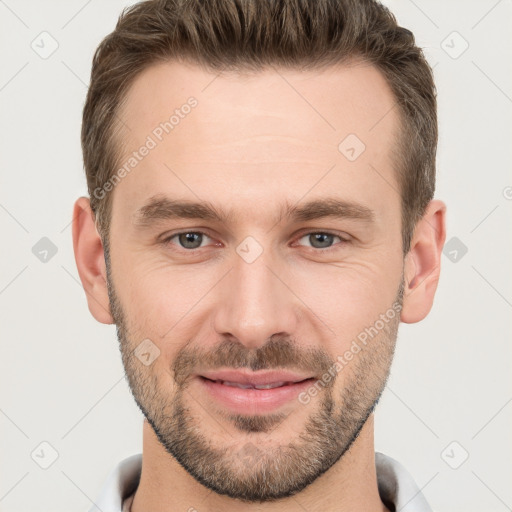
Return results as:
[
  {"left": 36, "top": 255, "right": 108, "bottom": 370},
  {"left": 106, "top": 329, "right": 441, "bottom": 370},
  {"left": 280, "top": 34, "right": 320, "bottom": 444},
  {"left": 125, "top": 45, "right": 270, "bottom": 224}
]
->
[{"left": 160, "top": 230, "right": 350, "bottom": 252}]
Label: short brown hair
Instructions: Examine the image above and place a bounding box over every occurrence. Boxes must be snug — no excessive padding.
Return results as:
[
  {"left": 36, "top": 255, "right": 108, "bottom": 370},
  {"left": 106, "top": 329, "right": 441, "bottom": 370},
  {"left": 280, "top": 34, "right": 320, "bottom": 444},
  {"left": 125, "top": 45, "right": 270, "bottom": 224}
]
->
[{"left": 82, "top": 0, "right": 437, "bottom": 254}]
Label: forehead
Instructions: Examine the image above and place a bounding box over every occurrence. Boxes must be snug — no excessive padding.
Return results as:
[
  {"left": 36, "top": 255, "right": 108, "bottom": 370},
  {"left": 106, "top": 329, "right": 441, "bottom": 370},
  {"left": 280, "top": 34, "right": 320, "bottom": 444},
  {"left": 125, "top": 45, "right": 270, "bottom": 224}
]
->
[{"left": 112, "top": 59, "right": 401, "bottom": 225}]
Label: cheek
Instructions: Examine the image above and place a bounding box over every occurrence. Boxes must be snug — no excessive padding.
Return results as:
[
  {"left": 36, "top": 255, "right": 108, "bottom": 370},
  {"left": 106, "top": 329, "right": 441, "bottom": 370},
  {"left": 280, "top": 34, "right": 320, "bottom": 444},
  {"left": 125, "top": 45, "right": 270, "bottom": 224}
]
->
[
  {"left": 116, "top": 261, "right": 219, "bottom": 347},
  {"left": 291, "top": 259, "right": 401, "bottom": 336}
]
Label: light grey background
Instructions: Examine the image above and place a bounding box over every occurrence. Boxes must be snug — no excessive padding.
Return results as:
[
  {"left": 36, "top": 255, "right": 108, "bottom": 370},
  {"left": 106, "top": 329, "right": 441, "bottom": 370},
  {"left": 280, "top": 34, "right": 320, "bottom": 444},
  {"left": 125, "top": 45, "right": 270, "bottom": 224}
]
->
[{"left": 1, "top": 1, "right": 511, "bottom": 511}]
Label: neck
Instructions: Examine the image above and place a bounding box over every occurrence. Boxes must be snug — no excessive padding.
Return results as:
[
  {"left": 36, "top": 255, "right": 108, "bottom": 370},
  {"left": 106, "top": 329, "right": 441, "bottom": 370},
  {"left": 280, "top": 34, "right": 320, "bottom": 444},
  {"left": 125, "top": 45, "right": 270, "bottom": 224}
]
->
[{"left": 131, "top": 414, "right": 389, "bottom": 512}]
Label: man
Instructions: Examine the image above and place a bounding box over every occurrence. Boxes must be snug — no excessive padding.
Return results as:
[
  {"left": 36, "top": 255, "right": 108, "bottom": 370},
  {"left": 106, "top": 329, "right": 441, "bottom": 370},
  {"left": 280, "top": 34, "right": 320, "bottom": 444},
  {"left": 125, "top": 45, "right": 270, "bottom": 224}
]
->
[{"left": 72, "top": 0, "right": 446, "bottom": 510}]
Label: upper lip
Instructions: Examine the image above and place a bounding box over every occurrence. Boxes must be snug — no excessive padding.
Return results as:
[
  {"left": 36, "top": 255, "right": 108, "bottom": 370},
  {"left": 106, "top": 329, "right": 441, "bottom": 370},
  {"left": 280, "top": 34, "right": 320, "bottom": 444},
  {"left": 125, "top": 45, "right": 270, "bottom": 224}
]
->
[{"left": 198, "top": 369, "right": 314, "bottom": 386}]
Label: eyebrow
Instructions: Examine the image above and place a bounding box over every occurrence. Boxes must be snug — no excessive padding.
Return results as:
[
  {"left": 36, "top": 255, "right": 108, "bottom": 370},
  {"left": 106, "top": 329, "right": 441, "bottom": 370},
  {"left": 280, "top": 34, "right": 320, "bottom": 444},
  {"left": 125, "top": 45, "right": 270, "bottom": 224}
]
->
[{"left": 133, "top": 194, "right": 375, "bottom": 227}]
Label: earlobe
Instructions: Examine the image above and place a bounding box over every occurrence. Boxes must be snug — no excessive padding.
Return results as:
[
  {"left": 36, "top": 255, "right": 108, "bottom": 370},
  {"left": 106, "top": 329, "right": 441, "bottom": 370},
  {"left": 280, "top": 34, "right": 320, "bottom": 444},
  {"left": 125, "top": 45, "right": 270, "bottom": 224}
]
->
[
  {"left": 400, "top": 199, "right": 447, "bottom": 324},
  {"left": 72, "top": 197, "right": 114, "bottom": 324}
]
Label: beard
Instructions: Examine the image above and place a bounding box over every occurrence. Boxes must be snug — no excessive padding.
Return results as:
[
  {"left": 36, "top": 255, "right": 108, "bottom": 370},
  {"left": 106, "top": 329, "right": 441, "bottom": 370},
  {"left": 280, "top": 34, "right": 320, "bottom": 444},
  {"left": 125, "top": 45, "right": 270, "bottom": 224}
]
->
[{"left": 104, "top": 244, "right": 403, "bottom": 503}]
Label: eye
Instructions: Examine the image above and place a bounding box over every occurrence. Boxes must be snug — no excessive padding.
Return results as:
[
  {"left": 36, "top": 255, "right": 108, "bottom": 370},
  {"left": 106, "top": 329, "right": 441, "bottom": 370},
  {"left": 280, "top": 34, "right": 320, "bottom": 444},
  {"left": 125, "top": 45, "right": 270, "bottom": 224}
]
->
[
  {"left": 296, "top": 231, "right": 349, "bottom": 250},
  {"left": 163, "top": 231, "right": 213, "bottom": 250},
  {"left": 160, "top": 230, "right": 349, "bottom": 252}
]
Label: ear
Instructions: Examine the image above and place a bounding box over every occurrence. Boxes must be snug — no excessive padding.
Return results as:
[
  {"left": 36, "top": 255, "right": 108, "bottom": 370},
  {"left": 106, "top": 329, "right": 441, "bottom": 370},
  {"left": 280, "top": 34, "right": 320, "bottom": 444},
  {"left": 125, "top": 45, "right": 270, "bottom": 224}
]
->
[
  {"left": 71, "top": 197, "right": 114, "bottom": 324},
  {"left": 401, "top": 199, "right": 447, "bottom": 324}
]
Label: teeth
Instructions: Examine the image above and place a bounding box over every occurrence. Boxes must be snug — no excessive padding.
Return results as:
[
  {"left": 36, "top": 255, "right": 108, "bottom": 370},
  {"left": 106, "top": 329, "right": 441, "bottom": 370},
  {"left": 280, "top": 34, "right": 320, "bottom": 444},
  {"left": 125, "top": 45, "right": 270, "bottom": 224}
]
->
[
  {"left": 217, "top": 380, "right": 290, "bottom": 390},
  {"left": 220, "top": 381, "right": 254, "bottom": 389},
  {"left": 254, "top": 382, "right": 288, "bottom": 389}
]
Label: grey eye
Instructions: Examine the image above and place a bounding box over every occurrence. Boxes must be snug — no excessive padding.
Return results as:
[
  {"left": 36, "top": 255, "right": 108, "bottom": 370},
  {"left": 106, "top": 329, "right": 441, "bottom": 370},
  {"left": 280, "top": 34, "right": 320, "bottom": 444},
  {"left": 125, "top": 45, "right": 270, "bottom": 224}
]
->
[
  {"left": 177, "top": 232, "right": 205, "bottom": 249},
  {"left": 297, "top": 232, "right": 343, "bottom": 249}
]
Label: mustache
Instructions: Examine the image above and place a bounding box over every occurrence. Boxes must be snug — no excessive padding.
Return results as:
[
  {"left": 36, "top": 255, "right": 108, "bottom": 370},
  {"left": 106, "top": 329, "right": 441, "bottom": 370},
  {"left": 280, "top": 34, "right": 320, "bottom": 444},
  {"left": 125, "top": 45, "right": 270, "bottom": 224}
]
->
[{"left": 172, "top": 336, "right": 335, "bottom": 386}]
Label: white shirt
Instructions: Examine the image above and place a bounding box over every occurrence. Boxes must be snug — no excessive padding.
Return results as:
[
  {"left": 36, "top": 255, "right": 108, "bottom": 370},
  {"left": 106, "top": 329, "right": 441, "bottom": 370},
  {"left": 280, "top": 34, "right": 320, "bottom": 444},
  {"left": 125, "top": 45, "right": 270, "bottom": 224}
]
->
[{"left": 88, "top": 452, "right": 433, "bottom": 512}]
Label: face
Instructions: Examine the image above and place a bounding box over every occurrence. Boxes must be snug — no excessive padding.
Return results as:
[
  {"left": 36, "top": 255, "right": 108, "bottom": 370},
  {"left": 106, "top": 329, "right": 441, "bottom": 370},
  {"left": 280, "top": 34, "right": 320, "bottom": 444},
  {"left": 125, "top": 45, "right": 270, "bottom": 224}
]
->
[{"left": 105, "top": 60, "right": 405, "bottom": 502}]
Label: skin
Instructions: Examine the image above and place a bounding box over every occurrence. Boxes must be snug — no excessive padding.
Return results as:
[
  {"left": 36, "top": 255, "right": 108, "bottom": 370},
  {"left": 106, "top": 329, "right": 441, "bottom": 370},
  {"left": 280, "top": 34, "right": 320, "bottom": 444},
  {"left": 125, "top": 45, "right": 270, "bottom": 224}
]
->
[{"left": 72, "top": 60, "right": 446, "bottom": 511}]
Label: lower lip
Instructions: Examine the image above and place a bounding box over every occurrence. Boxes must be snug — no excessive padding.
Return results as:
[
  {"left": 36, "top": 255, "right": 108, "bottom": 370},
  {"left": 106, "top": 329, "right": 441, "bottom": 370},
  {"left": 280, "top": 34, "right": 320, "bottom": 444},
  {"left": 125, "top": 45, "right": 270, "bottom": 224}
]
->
[{"left": 198, "top": 377, "right": 315, "bottom": 414}]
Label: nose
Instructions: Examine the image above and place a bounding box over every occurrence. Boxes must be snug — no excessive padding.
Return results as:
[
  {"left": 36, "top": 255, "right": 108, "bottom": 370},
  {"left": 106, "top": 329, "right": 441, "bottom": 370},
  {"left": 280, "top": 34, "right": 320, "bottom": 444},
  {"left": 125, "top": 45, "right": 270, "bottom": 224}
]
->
[{"left": 212, "top": 247, "right": 299, "bottom": 350}]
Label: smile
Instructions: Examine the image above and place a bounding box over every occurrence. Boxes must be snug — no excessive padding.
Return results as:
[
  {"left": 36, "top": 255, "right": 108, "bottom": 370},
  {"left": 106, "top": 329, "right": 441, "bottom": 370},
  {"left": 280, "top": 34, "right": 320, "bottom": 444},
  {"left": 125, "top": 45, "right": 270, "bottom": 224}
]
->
[{"left": 195, "top": 370, "right": 317, "bottom": 414}]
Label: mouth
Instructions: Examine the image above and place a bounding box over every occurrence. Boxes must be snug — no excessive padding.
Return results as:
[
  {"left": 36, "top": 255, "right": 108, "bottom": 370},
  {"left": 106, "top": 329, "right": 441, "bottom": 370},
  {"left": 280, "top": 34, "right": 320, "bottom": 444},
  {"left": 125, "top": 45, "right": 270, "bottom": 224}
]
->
[
  {"left": 196, "top": 369, "right": 317, "bottom": 414},
  {"left": 203, "top": 379, "right": 305, "bottom": 390}
]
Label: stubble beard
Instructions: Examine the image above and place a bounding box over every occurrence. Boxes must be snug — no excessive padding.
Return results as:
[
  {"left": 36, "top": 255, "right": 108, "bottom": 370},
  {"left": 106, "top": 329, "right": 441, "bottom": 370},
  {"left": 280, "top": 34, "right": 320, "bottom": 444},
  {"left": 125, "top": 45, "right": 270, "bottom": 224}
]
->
[{"left": 104, "top": 246, "right": 403, "bottom": 502}]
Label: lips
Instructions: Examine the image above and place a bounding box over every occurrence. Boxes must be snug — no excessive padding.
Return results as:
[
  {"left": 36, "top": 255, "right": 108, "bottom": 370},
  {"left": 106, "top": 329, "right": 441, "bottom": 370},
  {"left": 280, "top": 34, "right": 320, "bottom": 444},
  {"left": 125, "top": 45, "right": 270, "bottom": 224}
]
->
[
  {"left": 196, "top": 369, "right": 316, "bottom": 414},
  {"left": 217, "top": 380, "right": 293, "bottom": 390},
  {"left": 198, "top": 369, "right": 313, "bottom": 388}
]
